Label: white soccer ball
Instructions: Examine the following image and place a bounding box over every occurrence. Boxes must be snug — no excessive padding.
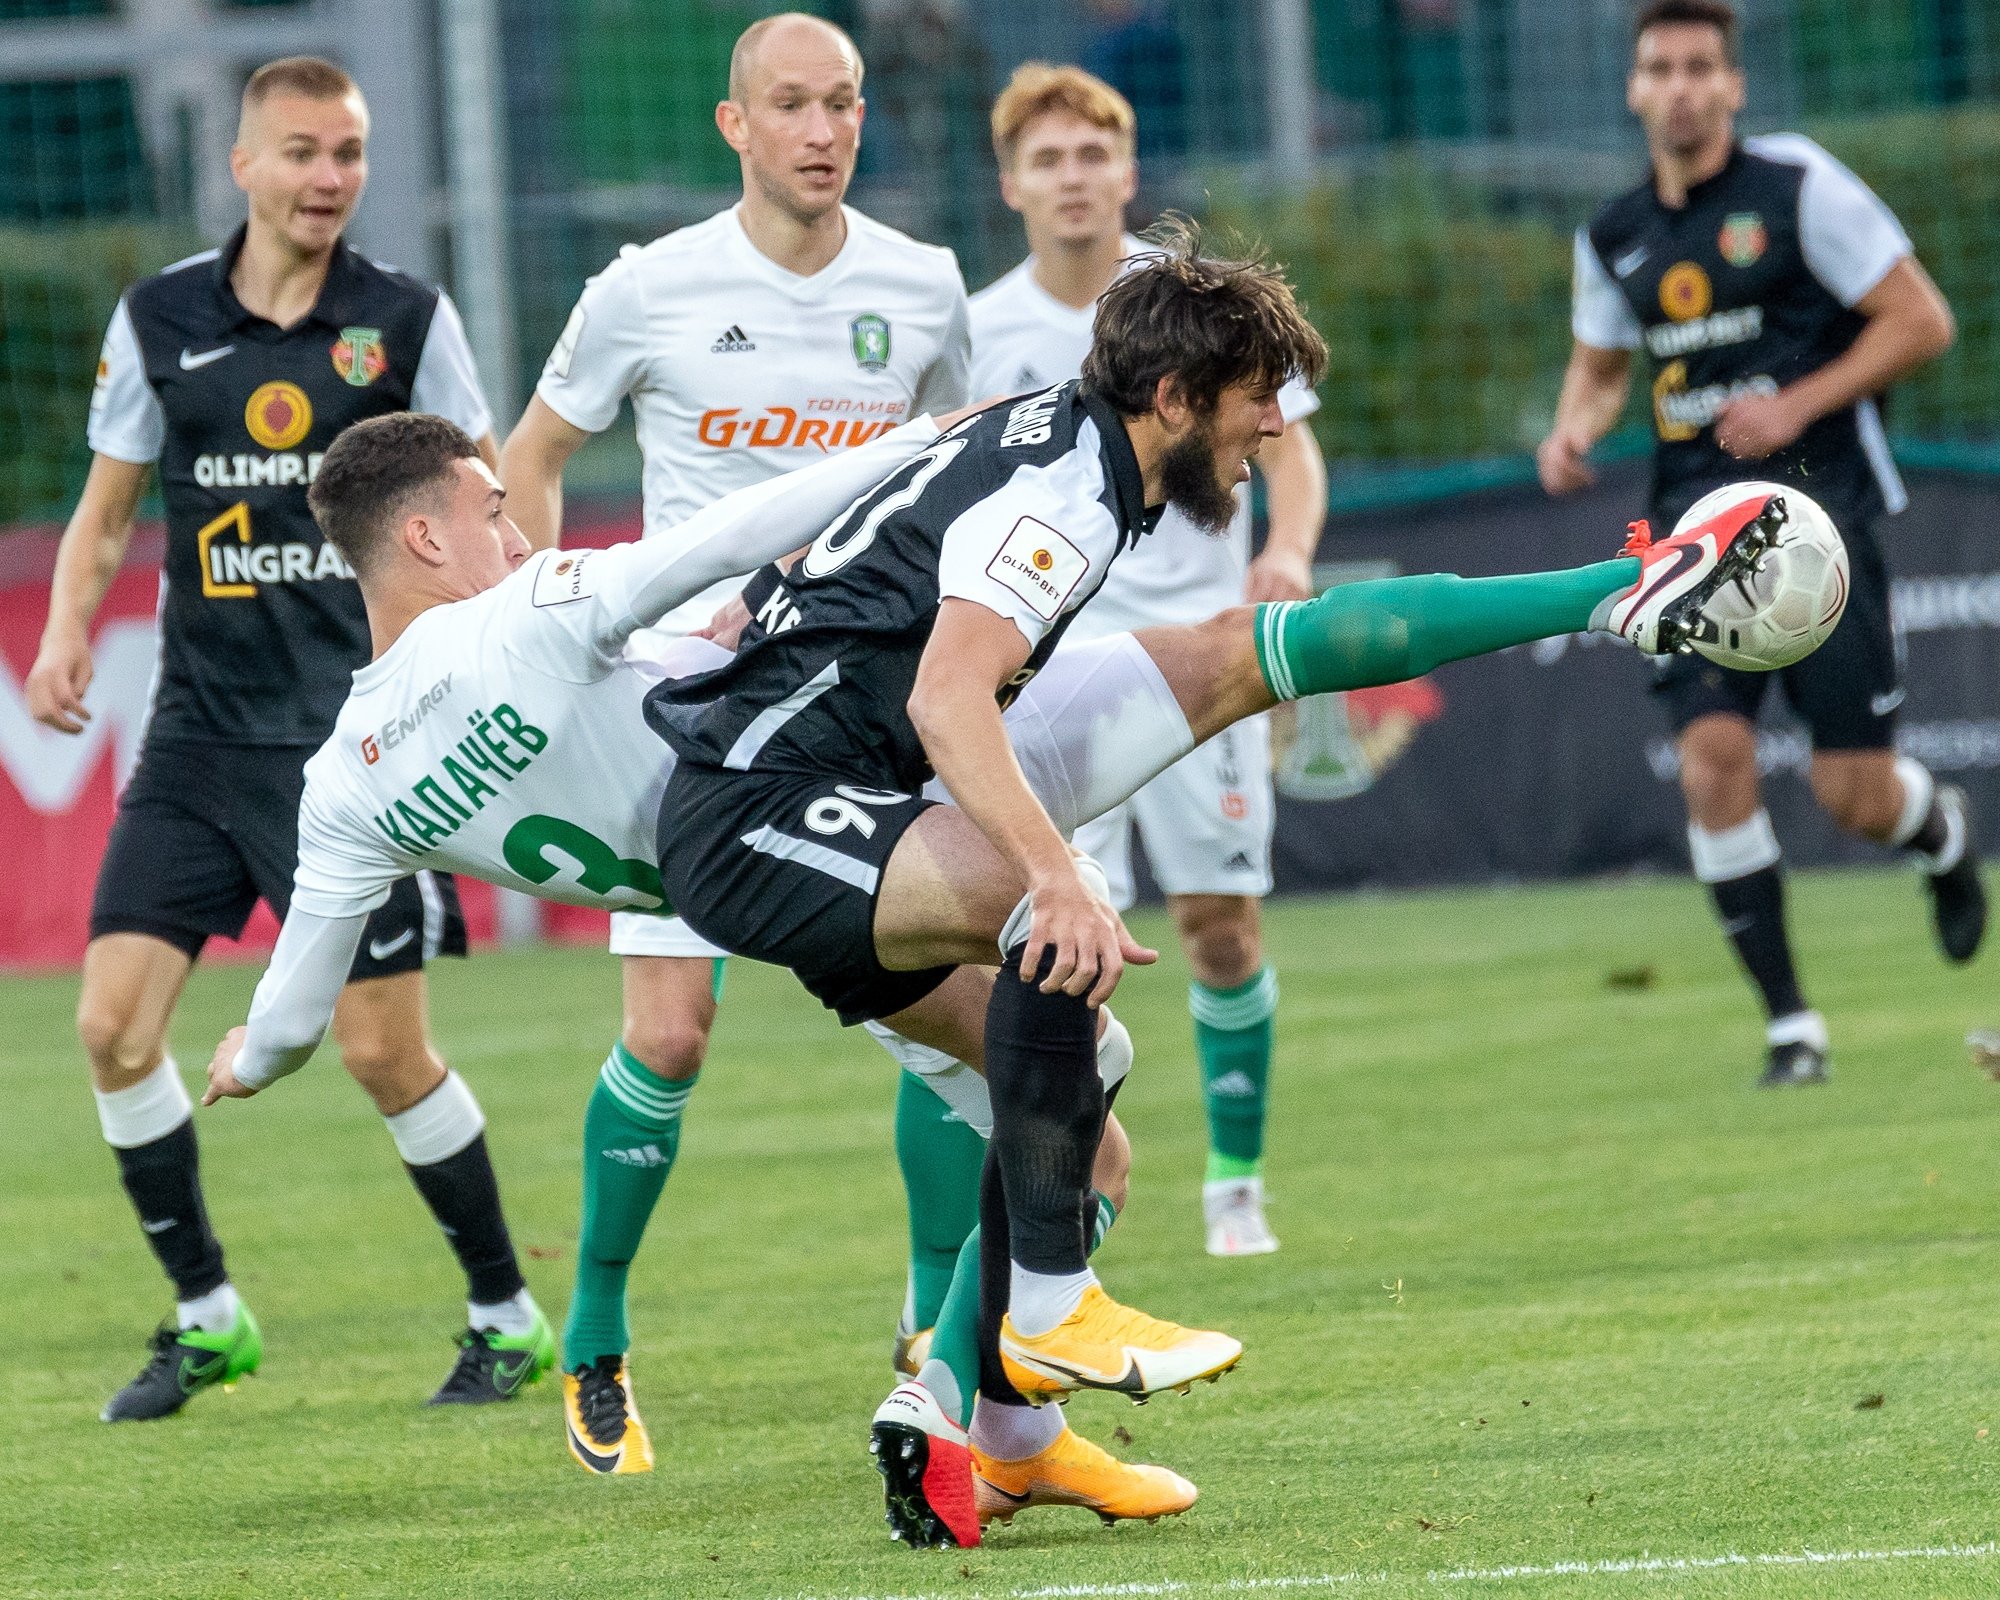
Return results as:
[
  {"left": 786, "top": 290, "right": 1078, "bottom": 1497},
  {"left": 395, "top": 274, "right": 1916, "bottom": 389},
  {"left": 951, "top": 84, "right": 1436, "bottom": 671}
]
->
[{"left": 1682, "top": 481, "right": 1849, "bottom": 672}]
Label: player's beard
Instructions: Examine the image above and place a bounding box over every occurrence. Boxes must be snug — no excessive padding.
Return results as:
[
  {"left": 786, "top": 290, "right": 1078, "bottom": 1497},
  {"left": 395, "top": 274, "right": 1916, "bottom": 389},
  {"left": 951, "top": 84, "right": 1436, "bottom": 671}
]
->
[{"left": 1158, "top": 416, "right": 1240, "bottom": 535}]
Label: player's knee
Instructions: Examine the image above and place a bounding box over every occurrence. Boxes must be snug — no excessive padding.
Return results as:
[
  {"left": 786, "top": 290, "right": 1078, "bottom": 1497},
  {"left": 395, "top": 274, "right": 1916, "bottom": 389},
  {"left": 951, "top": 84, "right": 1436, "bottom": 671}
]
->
[
  {"left": 338, "top": 1034, "right": 443, "bottom": 1113},
  {"left": 1810, "top": 761, "right": 1898, "bottom": 839},
  {"left": 620, "top": 1017, "right": 710, "bottom": 1082},
  {"left": 1176, "top": 902, "right": 1262, "bottom": 988},
  {"left": 75, "top": 994, "right": 160, "bottom": 1086},
  {"left": 1677, "top": 719, "right": 1759, "bottom": 823}
]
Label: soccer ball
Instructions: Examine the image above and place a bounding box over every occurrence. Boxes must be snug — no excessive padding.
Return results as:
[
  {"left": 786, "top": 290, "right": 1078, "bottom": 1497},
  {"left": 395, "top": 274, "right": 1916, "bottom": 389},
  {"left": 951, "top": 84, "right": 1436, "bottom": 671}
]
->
[{"left": 1682, "top": 481, "right": 1849, "bottom": 672}]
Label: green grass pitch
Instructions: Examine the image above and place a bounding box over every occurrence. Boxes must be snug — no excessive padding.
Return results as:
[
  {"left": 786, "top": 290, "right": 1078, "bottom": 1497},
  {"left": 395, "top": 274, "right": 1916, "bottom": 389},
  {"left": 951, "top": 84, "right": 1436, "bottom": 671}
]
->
[{"left": 5, "top": 867, "right": 2000, "bottom": 1599}]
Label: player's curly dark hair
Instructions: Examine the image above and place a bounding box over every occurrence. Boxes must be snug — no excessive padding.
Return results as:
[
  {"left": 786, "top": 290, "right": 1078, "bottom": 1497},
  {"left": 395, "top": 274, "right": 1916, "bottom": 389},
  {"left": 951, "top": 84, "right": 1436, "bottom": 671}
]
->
[
  {"left": 308, "top": 412, "right": 480, "bottom": 579},
  {"left": 1082, "top": 215, "right": 1327, "bottom": 419}
]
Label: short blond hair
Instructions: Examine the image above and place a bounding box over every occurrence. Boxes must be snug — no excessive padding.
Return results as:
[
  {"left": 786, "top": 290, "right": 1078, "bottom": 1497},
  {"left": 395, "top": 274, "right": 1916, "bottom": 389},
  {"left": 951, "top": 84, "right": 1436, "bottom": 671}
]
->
[
  {"left": 989, "top": 62, "right": 1135, "bottom": 169},
  {"left": 243, "top": 56, "right": 358, "bottom": 113}
]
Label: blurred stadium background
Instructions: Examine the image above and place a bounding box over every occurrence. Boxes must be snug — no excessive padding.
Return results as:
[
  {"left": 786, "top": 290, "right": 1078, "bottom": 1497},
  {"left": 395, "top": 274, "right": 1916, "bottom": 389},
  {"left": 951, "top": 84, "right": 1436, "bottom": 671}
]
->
[{"left": 3, "top": 0, "right": 1999, "bottom": 961}]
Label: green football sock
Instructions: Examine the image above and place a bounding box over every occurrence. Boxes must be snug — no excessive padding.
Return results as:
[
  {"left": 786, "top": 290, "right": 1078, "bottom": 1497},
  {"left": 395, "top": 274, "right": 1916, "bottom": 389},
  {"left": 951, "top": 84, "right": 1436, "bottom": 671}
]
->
[
  {"left": 1254, "top": 559, "right": 1641, "bottom": 701},
  {"left": 1192, "top": 967, "right": 1278, "bottom": 1182},
  {"left": 894, "top": 1070, "right": 986, "bottom": 1333},
  {"left": 923, "top": 1193, "right": 1118, "bottom": 1427},
  {"left": 562, "top": 1044, "right": 695, "bottom": 1369}
]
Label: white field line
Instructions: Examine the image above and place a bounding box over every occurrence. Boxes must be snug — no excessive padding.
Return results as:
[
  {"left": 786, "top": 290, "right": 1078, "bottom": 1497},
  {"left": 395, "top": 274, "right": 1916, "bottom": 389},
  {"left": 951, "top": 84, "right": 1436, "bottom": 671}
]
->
[{"left": 796, "top": 1539, "right": 2000, "bottom": 1600}]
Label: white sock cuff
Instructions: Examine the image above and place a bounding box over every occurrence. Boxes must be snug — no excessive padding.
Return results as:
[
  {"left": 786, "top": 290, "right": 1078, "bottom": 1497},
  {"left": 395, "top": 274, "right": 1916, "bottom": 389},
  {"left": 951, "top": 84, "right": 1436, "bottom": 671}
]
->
[
  {"left": 1688, "top": 811, "right": 1781, "bottom": 883},
  {"left": 1888, "top": 756, "right": 1936, "bottom": 850},
  {"left": 94, "top": 1057, "right": 193, "bottom": 1149},
  {"left": 970, "top": 1393, "right": 1067, "bottom": 1460},
  {"left": 386, "top": 1070, "right": 485, "bottom": 1166},
  {"left": 999, "top": 853, "right": 1113, "bottom": 956},
  {"left": 1096, "top": 1011, "right": 1134, "bottom": 1094},
  {"left": 1766, "top": 1009, "right": 1829, "bottom": 1051}
]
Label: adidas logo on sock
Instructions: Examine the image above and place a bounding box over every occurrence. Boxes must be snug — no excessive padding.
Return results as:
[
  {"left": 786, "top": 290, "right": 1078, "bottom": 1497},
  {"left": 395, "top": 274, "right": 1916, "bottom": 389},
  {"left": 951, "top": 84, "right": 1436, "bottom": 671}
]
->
[
  {"left": 602, "top": 1144, "right": 669, "bottom": 1167},
  {"left": 710, "top": 325, "right": 756, "bottom": 353},
  {"left": 1206, "top": 1070, "right": 1260, "bottom": 1098}
]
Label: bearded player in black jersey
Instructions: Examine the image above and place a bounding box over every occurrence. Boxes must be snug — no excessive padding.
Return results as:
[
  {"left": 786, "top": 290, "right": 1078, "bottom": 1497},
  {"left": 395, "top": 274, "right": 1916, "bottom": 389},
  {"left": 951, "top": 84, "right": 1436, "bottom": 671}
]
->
[
  {"left": 25, "top": 58, "right": 548, "bottom": 1420},
  {"left": 1538, "top": 0, "right": 1980, "bottom": 1088}
]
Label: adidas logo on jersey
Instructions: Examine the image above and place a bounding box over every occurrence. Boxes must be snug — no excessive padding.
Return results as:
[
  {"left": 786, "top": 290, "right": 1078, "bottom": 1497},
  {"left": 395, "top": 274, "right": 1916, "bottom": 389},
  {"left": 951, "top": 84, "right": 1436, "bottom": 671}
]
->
[
  {"left": 602, "top": 1144, "right": 670, "bottom": 1168},
  {"left": 710, "top": 325, "right": 757, "bottom": 353},
  {"left": 1206, "top": 1070, "right": 1260, "bottom": 1099},
  {"left": 1224, "top": 851, "right": 1254, "bottom": 872}
]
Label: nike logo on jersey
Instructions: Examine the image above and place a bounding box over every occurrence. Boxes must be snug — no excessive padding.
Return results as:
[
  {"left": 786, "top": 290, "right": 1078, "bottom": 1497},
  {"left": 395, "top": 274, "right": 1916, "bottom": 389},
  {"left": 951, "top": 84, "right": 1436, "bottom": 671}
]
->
[
  {"left": 1870, "top": 688, "right": 1906, "bottom": 717},
  {"left": 1613, "top": 246, "right": 1650, "bottom": 279},
  {"left": 368, "top": 928, "right": 416, "bottom": 961},
  {"left": 710, "top": 325, "right": 757, "bottom": 353},
  {"left": 179, "top": 345, "right": 235, "bottom": 371}
]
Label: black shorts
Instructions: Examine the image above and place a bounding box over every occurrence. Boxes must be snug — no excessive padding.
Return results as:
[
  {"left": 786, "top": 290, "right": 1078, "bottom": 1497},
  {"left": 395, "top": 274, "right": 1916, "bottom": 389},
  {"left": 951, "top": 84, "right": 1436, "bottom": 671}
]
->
[
  {"left": 1652, "top": 515, "right": 1900, "bottom": 752},
  {"left": 90, "top": 738, "right": 466, "bottom": 979},
  {"left": 656, "top": 762, "right": 955, "bottom": 1025}
]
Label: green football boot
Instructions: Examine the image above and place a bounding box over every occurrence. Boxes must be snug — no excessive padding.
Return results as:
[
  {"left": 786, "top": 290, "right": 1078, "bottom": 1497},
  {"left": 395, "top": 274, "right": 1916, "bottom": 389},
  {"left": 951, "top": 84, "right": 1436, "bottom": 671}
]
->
[
  {"left": 427, "top": 1306, "right": 557, "bottom": 1405},
  {"left": 102, "top": 1305, "right": 262, "bottom": 1423}
]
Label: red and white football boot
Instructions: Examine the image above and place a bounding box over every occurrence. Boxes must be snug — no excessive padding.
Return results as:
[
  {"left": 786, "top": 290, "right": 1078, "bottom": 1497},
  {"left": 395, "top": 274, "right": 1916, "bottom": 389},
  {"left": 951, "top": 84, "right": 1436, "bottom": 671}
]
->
[
  {"left": 869, "top": 1380, "right": 981, "bottom": 1549},
  {"left": 1595, "top": 486, "right": 1789, "bottom": 654}
]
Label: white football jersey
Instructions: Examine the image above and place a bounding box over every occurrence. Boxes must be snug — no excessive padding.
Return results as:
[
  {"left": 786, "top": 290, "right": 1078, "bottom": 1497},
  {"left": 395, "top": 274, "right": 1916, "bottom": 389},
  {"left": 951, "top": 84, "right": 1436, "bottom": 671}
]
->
[
  {"left": 536, "top": 204, "right": 972, "bottom": 631},
  {"left": 969, "top": 245, "right": 1319, "bottom": 637},
  {"left": 285, "top": 422, "right": 942, "bottom": 923}
]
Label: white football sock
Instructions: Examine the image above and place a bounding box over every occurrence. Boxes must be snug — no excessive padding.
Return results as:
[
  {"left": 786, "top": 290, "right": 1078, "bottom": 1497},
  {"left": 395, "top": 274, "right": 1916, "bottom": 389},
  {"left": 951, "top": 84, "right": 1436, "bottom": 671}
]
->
[
  {"left": 385, "top": 1070, "right": 485, "bottom": 1165},
  {"left": 1767, "top": 1009, "right": 1829, "bottom": 1051},
  {"left": 94, "top": 1057, "right": 192, "bottom": 1149},
  {"left": 176, "top": 1281, "right": 241, "bottom": 1334},
  {"left": 915, "top": 1357, "right": 963, "bottom": 1423},
  {"left": 469, "top": 1287, "right": 539, "bottom": 1338},
  {"left": 971, "top": 1394, "right": 1066, "bottom": 1460},
  {"left": 1007, "top": 1264, "right": 1095, "bottom": 1338}
]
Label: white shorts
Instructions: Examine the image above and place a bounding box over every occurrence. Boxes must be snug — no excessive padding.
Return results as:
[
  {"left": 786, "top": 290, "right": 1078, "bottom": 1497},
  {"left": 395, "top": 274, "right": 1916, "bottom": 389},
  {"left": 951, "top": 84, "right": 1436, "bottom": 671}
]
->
[
  {"left": 1072, "top": 716, "right": 1274, "bottom": 909},
  {"left": 607, "top": 911, "right": 730, "bottom": 960}
]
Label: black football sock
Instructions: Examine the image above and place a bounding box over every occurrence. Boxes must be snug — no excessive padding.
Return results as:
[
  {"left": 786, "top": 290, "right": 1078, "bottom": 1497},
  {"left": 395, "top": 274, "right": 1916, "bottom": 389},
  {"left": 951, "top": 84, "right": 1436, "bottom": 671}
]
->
[
  {"left": 1691, "top": 812, "right": 1806, "bottom": 1023},
  {"left": 982, "top": 943, "right": 1105, "bottom": 1276},
  {"left": 974, "top": 1146, "right": 1031, "bottom": 1408},
  {"left": 114, "top": 1119, "right": 228, "bottom": 1300},
  {"left": 404, "top": 1134, "right": 526, "bottom": 1307}
]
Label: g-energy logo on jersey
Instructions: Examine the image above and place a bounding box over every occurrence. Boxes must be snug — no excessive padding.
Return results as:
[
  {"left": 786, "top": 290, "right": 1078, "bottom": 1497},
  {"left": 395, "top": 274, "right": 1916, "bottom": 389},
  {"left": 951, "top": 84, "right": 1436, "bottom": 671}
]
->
[
  {"left": 987, "top": 517, "right": 1086, "bottom": 621},
  {"left": 697, "top": 401, "right": 905, "bottom": 452},
  {"left": 196, "top": 501, "right": 354, "bottom": 599},
  {"left": 1652, "top": 361, "right": 1779, "bottom": 442},
  {"left": 361, "top": 674, "right": 454, "bottom": 764},
  {"left": 1000, "top": 387, "right": 1064, "bottom": 448}
]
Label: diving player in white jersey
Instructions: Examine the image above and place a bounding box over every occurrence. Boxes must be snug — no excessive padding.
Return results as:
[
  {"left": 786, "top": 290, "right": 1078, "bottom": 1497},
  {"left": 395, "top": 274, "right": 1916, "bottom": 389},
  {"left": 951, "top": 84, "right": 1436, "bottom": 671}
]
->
[
  {"left": 967, "top": 64, "right": 1328, "bottom": 1256},
  {"left": 496, "top": 12, "right": 976, "bottom": 1464}
]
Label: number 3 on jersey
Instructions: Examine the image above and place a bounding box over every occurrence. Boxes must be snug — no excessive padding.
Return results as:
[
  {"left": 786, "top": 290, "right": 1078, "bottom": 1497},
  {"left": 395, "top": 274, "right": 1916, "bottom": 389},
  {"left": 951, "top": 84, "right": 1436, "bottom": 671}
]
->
[{"left": 502, "top": 814, "right": 671, "bottom": 913}]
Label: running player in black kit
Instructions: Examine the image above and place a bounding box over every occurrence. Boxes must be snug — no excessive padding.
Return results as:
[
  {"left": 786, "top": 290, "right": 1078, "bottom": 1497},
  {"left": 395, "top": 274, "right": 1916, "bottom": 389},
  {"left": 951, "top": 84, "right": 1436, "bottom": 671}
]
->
[
  {"left": 1538, "top": 0, "right": 1980, "bottom": 1087},
  {"left": 26, "top": 58, "right": 548, "bottom": 1419}
]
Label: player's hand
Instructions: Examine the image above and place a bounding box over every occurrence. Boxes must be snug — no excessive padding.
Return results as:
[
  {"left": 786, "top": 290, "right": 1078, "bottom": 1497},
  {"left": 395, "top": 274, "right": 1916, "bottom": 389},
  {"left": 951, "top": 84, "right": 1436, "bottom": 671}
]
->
[
  {"left": 202, "top": 1028, "right": 259, "bottom": 1105},
  {"left": 695, "top": 594, "right": 753, "bottom": 651},
  {"left": 1021, "top": 865, "right": 1157, "bottom": 1009},
  {"left": 1536, "top": 425, "right": 1597, "bottom": 495},
  {"left": 25, "top": 629, "right": 94, "bottom": 734},
  {"left": 1717, "top": 390, "right": 1807, "bottom": 460},
  {"left": 1244, "top": 547, "right": 1314, "bottom": 604}
]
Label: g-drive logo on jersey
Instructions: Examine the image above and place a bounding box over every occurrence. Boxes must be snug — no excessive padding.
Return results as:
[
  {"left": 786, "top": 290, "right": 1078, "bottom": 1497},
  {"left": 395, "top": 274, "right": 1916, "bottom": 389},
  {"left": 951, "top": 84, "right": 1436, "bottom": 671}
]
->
[
  {"left": 361, "top": 674, "right": 454, "bottom": 764},
  {"left": 988, "top": 517, "right": 1086, "bottom": 621}
]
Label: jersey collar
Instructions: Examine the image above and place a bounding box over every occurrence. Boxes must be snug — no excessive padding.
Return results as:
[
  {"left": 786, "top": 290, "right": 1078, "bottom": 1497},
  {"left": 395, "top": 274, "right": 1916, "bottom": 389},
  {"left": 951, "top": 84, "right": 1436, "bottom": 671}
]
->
[
  {"left": 1079, "top": 387, "right": 1159, "bottom": 543},
  {"left": 211, "top": 222, "right": 368, "bottom": 335},
  {"left": 1650, "top": 141, "right": 1744, "bottom": 212}
]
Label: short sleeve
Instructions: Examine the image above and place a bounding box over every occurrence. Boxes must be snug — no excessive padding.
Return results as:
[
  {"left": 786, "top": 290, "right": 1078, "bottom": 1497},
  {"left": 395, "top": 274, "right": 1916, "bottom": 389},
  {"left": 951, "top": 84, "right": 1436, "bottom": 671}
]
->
[
  {"left": 534, "top": 250, "right": 651, "bottom": 434},
  {"left": 1758, "top": 134, "right": 1912, "bottom": 307},
  {"left": 289, "top": 767, "right": 404, "bottom": 919},
  {"left": 912, "top": 270, "right": 973, "bottom": 415},
  {"left": 936, "top": 480, "right": 1120, "bottom": 652},
  {"left": 1571, "top": 229, "right": 1644, "bottom": 351},
  {"left": 410, "top": 292, "right": 495, "bottom": 438},
  {"left": 87, "top": 300, "right": 165, "bottom": 464},
  {"left": 1278, "top": 377, "right": 1319, "bottom": 424}
]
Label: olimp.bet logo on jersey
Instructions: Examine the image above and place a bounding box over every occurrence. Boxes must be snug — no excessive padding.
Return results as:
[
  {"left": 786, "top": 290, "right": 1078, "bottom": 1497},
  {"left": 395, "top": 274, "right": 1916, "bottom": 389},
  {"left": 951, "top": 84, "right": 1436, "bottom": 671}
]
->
[
  {"left": 1649, "top": 259, "right": 1775, "bottom": 443},
  {"left": 194, "top": 381, "right": 351, "bottom": 598}
]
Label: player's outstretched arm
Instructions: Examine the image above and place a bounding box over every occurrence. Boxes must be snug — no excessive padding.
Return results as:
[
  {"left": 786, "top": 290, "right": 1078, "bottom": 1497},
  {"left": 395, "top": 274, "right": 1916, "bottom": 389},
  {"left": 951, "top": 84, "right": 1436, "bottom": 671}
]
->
[
  {"left": 584, "top": 416, "right": 945, "bottom": 653},
  {"left": 910, "top": 599, "right": 1154, "bottom": 1007},
  {"left": 205, "top": 908, "right": 369, "bottom": 1101},
  {"left": 25, "top": 453, "right": 148, "bottom": 733}
]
